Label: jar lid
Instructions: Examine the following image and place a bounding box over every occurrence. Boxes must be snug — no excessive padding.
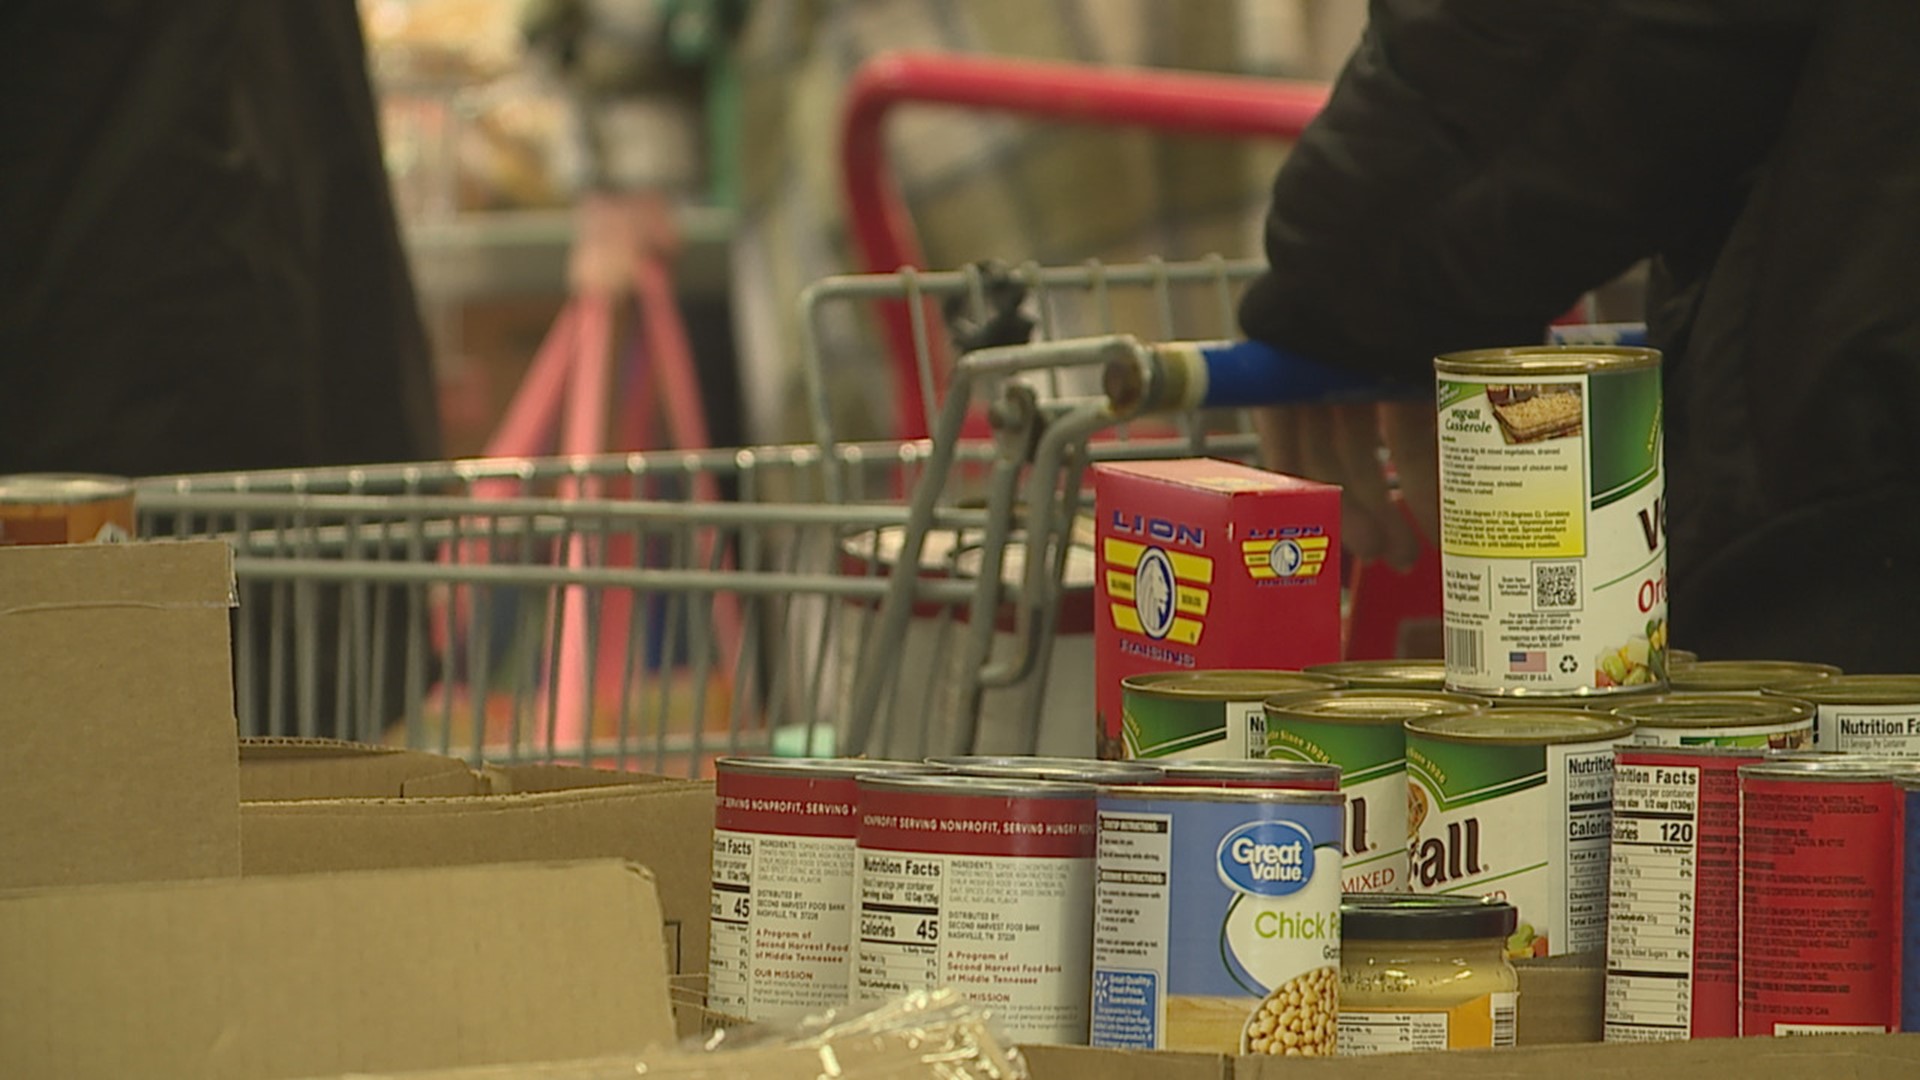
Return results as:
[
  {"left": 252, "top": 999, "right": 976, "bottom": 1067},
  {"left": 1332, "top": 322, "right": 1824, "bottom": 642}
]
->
[{"left": 1340, "top": 894, "right": 1518, "bottom": 941}]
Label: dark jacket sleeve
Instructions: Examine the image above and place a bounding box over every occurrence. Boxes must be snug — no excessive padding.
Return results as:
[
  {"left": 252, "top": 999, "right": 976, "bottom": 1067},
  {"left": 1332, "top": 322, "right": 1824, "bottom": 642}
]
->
[{"left": 1238, "top": 0, "right": 1818, "bottom": 382}]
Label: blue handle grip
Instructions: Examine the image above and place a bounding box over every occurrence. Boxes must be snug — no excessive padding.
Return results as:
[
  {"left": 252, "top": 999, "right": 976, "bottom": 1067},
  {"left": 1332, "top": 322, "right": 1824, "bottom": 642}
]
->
[{"left": 1192, "top": 340, "right": 1427, "bottom": 409}]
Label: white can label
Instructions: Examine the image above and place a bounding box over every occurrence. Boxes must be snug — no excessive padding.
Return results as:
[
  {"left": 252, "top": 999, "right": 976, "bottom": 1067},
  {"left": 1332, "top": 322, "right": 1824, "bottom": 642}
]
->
[
  {"left": 1437, "top": 369, "right": 1668, "bottom": 694},
  {"left": 1406, "top": 737, "right": 1620, "bottom": 957},
  {"left": 708, "top": 830, "right": 855, "bottom": 1019},
  {"left": 1605, "top": 762, "right": 1702, "bottom": 1040},
  {"left": 1812, "top": 703, "right": 1920, "bottom": 754}
]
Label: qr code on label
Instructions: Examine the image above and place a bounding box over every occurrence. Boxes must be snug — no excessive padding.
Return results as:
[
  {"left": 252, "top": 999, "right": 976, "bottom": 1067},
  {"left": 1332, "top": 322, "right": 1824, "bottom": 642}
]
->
[{"left": 1533, "top": 562, "right": 1581, "bottom": 610}]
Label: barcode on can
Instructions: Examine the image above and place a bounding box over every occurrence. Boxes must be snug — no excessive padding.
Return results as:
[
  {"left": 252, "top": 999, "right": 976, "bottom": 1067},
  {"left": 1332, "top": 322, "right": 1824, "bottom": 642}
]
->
[{"left": 1446, "top": 627, "right": 1483, "bottom": 675}]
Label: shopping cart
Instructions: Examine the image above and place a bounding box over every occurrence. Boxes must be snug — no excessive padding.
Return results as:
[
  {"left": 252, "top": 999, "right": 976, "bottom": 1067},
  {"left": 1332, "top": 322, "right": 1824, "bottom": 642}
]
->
[{"left": 139, "top": 256, "right": 1371, "bottom": 776}]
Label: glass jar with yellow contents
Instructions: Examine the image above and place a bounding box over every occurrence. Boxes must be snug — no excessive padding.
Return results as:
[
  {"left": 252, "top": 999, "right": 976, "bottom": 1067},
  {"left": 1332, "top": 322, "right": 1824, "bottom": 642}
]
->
[{"left": 1337, "top": 894, "right": 1520, "bottom": 1056}]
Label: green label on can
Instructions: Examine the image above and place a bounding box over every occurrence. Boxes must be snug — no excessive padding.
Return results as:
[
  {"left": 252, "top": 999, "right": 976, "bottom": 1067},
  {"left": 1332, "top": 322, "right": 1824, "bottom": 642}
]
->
[
  {"left": 1122, "top": 693, "right": 1265, "bottom": 759},
  {"left": 1268, "top": 719, "right": 1407, "bottom": 892}
]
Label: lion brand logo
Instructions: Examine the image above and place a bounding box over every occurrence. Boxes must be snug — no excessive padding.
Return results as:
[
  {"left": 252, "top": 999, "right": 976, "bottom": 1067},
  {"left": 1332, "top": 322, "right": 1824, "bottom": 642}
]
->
[
  {"left": 1217, "top": 819, "right": 1315, "bottom": 897},
  {"left": 1132, "top": 548, "right": 1178, "bottom": 640},
  {"left": 1242, "top": 527, "right": 1329, "bottom": 582}
]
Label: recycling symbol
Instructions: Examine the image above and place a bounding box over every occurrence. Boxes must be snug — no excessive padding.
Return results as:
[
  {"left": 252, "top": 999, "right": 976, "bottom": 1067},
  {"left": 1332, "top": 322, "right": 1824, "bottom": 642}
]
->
[{"left": 1558, "top": 655, "right": 1578, "bottom": 673}]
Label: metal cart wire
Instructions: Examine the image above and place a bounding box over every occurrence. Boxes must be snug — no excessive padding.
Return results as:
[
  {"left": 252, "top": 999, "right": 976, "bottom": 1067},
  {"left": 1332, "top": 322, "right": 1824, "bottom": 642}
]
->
[{"left": 139, "top": 256, "right": 1318, "bottom": 777}]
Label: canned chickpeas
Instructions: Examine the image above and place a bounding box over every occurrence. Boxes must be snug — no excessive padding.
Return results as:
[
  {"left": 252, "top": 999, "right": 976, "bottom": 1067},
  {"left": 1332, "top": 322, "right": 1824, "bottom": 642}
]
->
[
  {"left": 0, "top": 474, "right": 136, "bottom": 545},
  {"left": 1118, "top": 670, "right": 1342, "bottom": 761},
  {"left": 1609, "top": 692, "right": 1814, "bottom": 750},
  {"left": 1154, "top": 759, "right": 1341, "bottom": 792},
  {"left": 1765, "top": 675, "right": 1920, "bottom": 756}
]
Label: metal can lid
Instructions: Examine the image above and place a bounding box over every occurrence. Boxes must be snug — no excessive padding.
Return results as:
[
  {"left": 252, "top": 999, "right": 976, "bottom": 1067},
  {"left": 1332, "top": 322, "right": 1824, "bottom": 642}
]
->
[
  {"left": 1266, "top": 689, "right": 1485, "bottom": 725},
  {"left": 1433, "top": 344, "right": 1661, "bottom": 376},
  {"left": 1340, "top": 894, "right": 1518, "bottom": 942},
  {"left": 1764, "top": 674, "right": 1920, "bottom": 706},
  {"left": 1614, "top": 742, "right": 1772, "bottom": 761},
  {"left": 925, "top": 756, "right": 1162, "bottom": 784},
  {"left": 1739, "top": 758, "right": 1919, "bottom": 782},
  {"left": 1154, "top": 760, "right": 1342, "bottom": 784},
  {"left": 1123, "top": 670, "right": 1344, "bottom": 701},
  {"left": 1096, "top": 783, "right": 1344, "bottom": 806},
  {"left": 1405, "top": 710, "right": 1634, "bottom": 745},
  {"left": 1667, "top": 660, "right": 1843, "bottom": 693},
  {"left": 857, "top": 772, "right": 1098, "bottom": 799},
  {"left": 0, "top": 473, "right": 135, "bottom": 503},
  {"left": 1302, "top": 659, "right": 1447, "bottom": 691},
  {"left": 1608, "top": 692, "right": 1814, "bottom": 728},
  {"left": 716, "top": 756, "right": 947, "bottom": 781},
  {"left": 1666, "top": 649, "right": 1700, "bottom": 667}
]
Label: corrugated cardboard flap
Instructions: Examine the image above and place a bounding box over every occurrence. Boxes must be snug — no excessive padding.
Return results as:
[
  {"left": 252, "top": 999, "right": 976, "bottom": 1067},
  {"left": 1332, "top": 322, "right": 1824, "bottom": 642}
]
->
[
  {"left": 240, "top": 737, "right": 484, "bottom": 799},
  {"left": 0, "top": 859, "right": 675, "bottom": 1080}
]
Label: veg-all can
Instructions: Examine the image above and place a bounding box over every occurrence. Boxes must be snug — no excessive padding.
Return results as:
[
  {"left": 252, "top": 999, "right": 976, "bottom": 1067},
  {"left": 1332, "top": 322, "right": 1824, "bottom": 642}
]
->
[
  {"left": 1091, "top": 785, "right": 1343, "bottom": 1055},
  {"left": 1609, "top": 693, "right": 1814, "bottom": 750},
  {"left": 1667, "top": 660, "right": 1840, "bottom": 694},
  {"left": 1433, "top": 347, "right": 1667, "bottom": 697},
  {"left": 0, "top": 474, "right": 136, "bottom": 546},
  {"left": 1902, "top": 774, "right": 1920, "bottom": 1033},
  {"left": 708, "top": 757, "right": 944, "bottom": 1020},
  {"left": 1604, "top": 744, "right": 1763, "bottom": 1041},
  {"left": 1739, "top": 759, "right": 1906, "bottom": 1035},
  {"left": 1120, "top": 670, "right": 1342, "bottom": 760},
  {"left": 1265, "top": 690, "right": 1482, "bottom": 893},
  {"left": 1766, "top": 676, "right": 1920, "bottom": 756},
  {"left": 853, "top": 773, "right": 1098, "bottom": 1043},
  {"left": 927, "top": 755, "right": 1162, "bottom": 785},
  {"left": 1404, "top": 710, "right": 1634, "bottom": 957},
  {"left": 1304, "top": 659, "right": 1447, "bottom": 692},
  {"left": 1155, "top": 759, "right": 1342, "bottom": 792}
]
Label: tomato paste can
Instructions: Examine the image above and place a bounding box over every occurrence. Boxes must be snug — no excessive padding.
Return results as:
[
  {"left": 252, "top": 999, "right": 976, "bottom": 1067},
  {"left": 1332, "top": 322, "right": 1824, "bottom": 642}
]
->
[
  {"left": 1739, "top": 759, "right": 1906, "bottom": 1035},
  {"left": 926, "top": 755, "right": 1162, "bottom": 785},
  {"left": 1264, "top": 690, "right": 1482, "bottom": 893},
  {"left": 1404, "top": 710, "right": 1635, "bottom": 957},
  {"left": 0, "top": 474, "right": 136, "bottom": 545},
  {"left": 1119, "top": 670, "right": 1342, "bottom": 761},
  {"left": 1766, "top": 675, "right": 1920, "bottom": 756},
  {"left": 1609, "top": 692, "right": 1814, "bottom": 750},
  {"left": 1433, "top": 346, "right": 1667, "bottom": 697},
  {"left": 1155, "top": 759, "right": 1342, "bottom": 792},
  {"left": 1091, "top": 784, "right": 1344, "bottom": 1055},
  {"left": 1604, "top": 744, "right": 1764, "bottom": 1041},
  {"left": 707, "top": 757, "right": 945, "bottom": 1020},
  {"left": 853, "top": 772, "right": 1099, "bottom": 1043},
  {"left": 1666, "top": 660, "right": 1841, "bottom": 694},
  {"left": 1304, "top": 659, "right": 1447, "bottom": 692}
]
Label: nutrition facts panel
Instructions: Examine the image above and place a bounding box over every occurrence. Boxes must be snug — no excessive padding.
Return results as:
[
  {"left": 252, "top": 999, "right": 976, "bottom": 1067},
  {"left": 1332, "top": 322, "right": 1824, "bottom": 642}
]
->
[
  {"left": 1605, "top": 762, "right": 1699, "bottom": 1039},
  {"left": 854, "top": 851, "right": 945, "bottom": 997},
  {"left": 707, "top": 831, "right": 859, "bottom": 1019}
]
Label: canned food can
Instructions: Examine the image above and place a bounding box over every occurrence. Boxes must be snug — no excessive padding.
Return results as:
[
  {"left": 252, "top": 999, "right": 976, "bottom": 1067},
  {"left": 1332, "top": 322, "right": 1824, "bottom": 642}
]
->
[
  {"left": 1090, "top": 785, "right": 1344, "bottom": 1054},
  {"left": 1304, "top": 659, "right": 1447, "bottom": 692},
  {"left": 1609, "top": 693, "right": 1814, "bottom": 749},
  {"left": 1901, "top": 773, "right": 1920, "bottom": 1033},
  {"left": 1120, "top": 670, "right": 1343, "bottom": 760},
  {"left": 707, "top": 757, "right": 944, "bottom": 1020},
  {"left": 1739, "top": 759, "right": 1906, "bottom": 1035},
  {"left": 1667, "top": 649, "right": 1700, "bottom": 668},
  {"left": 1667, "top": 660, "right": 1841, "bottom": 694},
  {"left": 853, "top": 773, "right": 1099, "bottom": 1043},
  {"left": 0, "top": 474, "right": 136, "bottom": 546},
  {"left": 1155, "top": 759, "right": 1341, "bottom": 792},
  {"left": 1766, "top": 676, "right": 1920, "bottom": 756},
  {"left": 1433, "top": 347, "right": 1667, "bottom": 697},
  {"left": 1404, "top": 710, "right": 1635, "bottom": 957},
  {"left": 926, "top": 755, "right": 1162, "bottom": 785},
  {"left": 1604, "top": 744, "right": 1764, "bottom": 1041},
  {"left": 1265, "top": 690, "right": 1482, "bottom": 893}
]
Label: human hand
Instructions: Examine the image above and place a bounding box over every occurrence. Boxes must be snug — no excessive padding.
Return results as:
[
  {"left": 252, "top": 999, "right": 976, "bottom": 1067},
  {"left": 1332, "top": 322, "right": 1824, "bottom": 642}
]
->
[{"left": 1252, "top": 401, "right": 1440, "bottom": 572}]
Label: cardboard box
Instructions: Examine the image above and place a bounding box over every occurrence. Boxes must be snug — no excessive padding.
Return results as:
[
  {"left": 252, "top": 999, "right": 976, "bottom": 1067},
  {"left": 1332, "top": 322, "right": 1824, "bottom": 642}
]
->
[
  {"left": 0, "top": 540, "right": 242, "bottom": 889},
  {"left": 1092, "top": 460, "right": 1342, "bottom": 759},
  {"left": 239, "top": 738, "right": 485, "bottom": 799},
  {"left": 0, "top": 860, "right": 675, "bottom": 1080}
]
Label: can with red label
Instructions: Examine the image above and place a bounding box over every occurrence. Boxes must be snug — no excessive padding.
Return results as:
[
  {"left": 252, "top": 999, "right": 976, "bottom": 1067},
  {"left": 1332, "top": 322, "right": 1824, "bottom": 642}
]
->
[
  {"left": 1739, "top": 759, "right": 1906, "bottom": 1036},
  {"left": 854, "top": 773, "right": 1099, "bottom": 1044},
  {"left": 707, "top": 757, "right": 943, "bottom": 1021},
  {"left": 927, "top": 755, "right": 1161, "bottom": 785},
  {"left": 1604, "top": 744, "right": 1762, "bottom": 1042},
  {"left": 1155, "top": 759, "right": 1342, "bottom": 792}
]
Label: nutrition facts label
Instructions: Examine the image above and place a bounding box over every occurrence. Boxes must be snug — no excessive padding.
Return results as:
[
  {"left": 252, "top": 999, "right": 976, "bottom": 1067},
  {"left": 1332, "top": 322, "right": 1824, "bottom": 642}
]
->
[
  {"left": 707, "top": 831, "right": 856, "bottom": 1019},
  {"left": 1814, "top": 704, "right": 1920, "bottom": 755},
  {"left": 1339, "top": 993, "right": 1517, "bottom": 1055},
  {"left": 1605, "top": 763, "right": 1700, "bottom": 1039},
  {"left": 1563, "top": 748, "right": 1616, "bottom": 954}
]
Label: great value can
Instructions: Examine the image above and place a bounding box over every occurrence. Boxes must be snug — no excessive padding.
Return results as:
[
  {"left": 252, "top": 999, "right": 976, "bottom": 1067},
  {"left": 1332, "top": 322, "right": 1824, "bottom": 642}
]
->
[
  {"left": 1404, "top": 710, "right": 1634, "bottom": 957},
  {"left": 927, "top": 755, "right": 1161, "bottom": 785},
  {"left": 1091, "top": 785, "right": 1343, "bottom": 1055},
  {"left": 1609, "top": 693, "right": 1814, "bottom": 749},
  {"left": 853, "top": 773, "right": 1098, "bottom": 1043},
  {"left": 1901, "top": 773, "right": 1920, "bottom": 1033},
  {"left": 1304, "top": 659, "right": 1447, "bottom": 692},
  {"left": 1767, "top": 675, "right": 1920, "bottom": 756},
  {"left": 1739, "top": 759, "right": 1906, "bottom": 1036},
  {"left": 1434, "top": 347, "right": 1667, "bottom": 697},
  {"left": 1667, "top": 660, "right": 1841, "bottom": 694},
  {"left": 1119, "top": 670, "right": 1342, "bottom": 760},
  {"left": 1265, "top": 690, "right": 1482, "bottom": 893},
  {"left": 1155, "top": 759, "right": 1341, "bottom": 792},
  {"left": 0, "top": 474, "right": 136, "bottom": 545},
  {"left": 1604, "top": 744, "right": 1763, "bottom": 1042},
  {"left": 707, "top": 757, "right": 943, "bottom": 1020}
]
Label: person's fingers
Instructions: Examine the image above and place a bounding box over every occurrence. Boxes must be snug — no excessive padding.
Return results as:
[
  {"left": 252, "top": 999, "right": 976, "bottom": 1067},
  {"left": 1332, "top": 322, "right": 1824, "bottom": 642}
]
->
[
  {"left": 1252, "top": 406, "right": 1296, "bottom": 478},
  {"left": 1332, "top": 404, "right": 1420, "bottom": 572},
  {"left": 1289, "top": 405, "right": 1389, "bottom": 565},
  {"left": 1381, "top": 402, "right": 1441, "bottom": 547}
]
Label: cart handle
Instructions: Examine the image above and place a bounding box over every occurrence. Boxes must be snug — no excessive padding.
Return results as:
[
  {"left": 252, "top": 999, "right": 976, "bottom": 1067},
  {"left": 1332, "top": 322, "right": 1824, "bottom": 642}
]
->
[
  {"left": 840, "top": 51, "right": 1331, "bottom": 440},
  {"left": 1103, "top": 339, "right": 1428, "bottom": 416}
]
